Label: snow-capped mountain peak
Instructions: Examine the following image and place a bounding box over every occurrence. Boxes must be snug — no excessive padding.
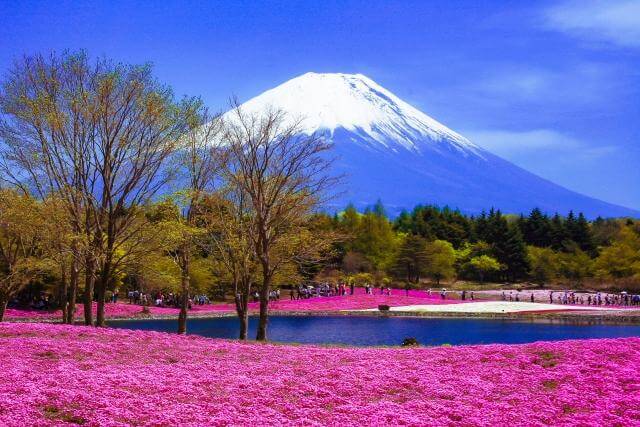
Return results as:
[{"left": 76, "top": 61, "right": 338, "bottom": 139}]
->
[
  {"left": 218, "top": 72, "right": 639, "bottom": 218},
  {"left": 231, "top": 72, "right": 480, "bottom": 155}
]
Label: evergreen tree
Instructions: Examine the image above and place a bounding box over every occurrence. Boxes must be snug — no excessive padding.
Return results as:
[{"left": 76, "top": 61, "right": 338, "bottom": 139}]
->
[
  {"left": 549, "top": 213, "right": 568, "bottom": 251},
  {"left": 371, "top": 199, "right": 387, "bottom": 218},
  {"left": 484, "top": 210, "right": 529, "bottom": 281},
  {"left": 394, "top": 210, "right": 413, "bottom": 233},
  {"left": 396, "top": 205, "right": 473, "bottom": 247},
  {"left": 564, "top": 210, "right": 578, "bottom": 249},
  {"left": 482, "top": 209, "right": 509, "bottom": 247},
  {"left": 474, "top": 211, "right": 489, "bottom": 242},
  {"left": 340, "top": 204, "right": 360, "bottom": 232},
  {"left": 571, "top": 213, "right": 595, "bottom": 254},
  {"left": 501, "top": 225, "right": 529, "bottom": 281},
  {"left": 522, "top": 208, "right": 552, "bottom": 247},
  {"left": 438, "top": 206, "right": 473, "bottom": 248},
  {"left": 516, "top": 214, "right": 527, "bottom": 240}
]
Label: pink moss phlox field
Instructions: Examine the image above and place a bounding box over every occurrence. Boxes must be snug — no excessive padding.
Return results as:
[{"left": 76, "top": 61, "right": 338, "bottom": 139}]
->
[
  {"left": 267, "top": 288, "right": 461, "bottom": 311},
  {"left": 4, "top": 302, "right": 185, "bottom": 320},
  {"left": 0, "top": 323, "right": 639, "bottom": 426},
  {"left": 4, "top": 288, "right": 457, "bottom": 320}
]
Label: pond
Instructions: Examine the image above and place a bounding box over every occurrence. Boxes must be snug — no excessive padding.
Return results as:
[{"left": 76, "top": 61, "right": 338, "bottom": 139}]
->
[{"left": 109, "top": 315, "right": 640, "bottom": 346}]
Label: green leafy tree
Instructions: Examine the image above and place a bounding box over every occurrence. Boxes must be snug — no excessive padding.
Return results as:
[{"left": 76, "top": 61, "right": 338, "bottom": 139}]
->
[
  {"left": 593, "top": 226, "right": 640, "bottom": 279},
  {"left": 455, "top": 241, "right": 491, "bottom": 279},
  {"left": 559, "top": 250, "right": 593, "bottom": 285},
  {"left": 469, "top": 255, "right": 502, "bottom": 283},
  {"left": 391, "top": 234, "right": 428, "bottom": 283},
  {"left": 591, "top": 217, "right": 623, "bottom": 247},
  {"left": 527, "top": 246, "right": 560, "bottom": 284},
  {"left": 344, "top": 205, "right": 400, "bottom": 272},
  {"left": 423, "top": 240, "right": 456, "bottom": 285},
  {"left": 0, "top": 190, "right": 50, "bottom": 321}
]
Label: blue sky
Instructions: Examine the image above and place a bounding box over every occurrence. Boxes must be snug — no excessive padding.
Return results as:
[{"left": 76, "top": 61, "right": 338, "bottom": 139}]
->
[{"left": 1, "top": 0, "right": 639, "bottom": 209}]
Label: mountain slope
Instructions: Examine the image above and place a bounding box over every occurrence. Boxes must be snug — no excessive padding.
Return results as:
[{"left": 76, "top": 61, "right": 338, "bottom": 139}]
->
[{"left": 224, "top": 72, "right": 639, "bottom": 218}]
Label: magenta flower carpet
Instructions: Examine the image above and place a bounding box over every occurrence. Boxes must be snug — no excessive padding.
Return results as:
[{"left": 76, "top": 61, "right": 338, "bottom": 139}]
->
[{"left": 0, "top": 323, "right": 638, "bottom": 426}]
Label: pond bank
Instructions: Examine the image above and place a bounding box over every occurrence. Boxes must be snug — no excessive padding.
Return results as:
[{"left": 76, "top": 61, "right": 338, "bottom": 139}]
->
[{"left": 7, "top": 306, "right": 640, "bottom": 325}]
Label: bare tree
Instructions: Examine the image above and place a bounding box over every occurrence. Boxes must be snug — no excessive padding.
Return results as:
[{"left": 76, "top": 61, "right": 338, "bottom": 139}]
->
[
  {"left": 199, "top": 189, "right": 257, "bottom": 339},
  {"left": 0, "top": 51, "right": 193, "bottom": 326},
  {"left": 220, "top": 102, "right": 337, "bottom": 340},
  {"left": 172, "top": 104, "right": 222, "bottom": 334},
  {"left": 0, "top": 52, "right": 96, "bottom": 324}
]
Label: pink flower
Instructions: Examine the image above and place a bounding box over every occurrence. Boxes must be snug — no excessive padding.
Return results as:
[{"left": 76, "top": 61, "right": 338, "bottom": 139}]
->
[{"left": 0, "top": 322, "right": 638, "bottom": 426}]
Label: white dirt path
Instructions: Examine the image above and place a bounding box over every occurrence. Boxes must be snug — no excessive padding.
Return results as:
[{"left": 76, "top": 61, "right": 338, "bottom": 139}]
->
[{"left": 356, "top": 301, "right": 624, "bottom": 314}]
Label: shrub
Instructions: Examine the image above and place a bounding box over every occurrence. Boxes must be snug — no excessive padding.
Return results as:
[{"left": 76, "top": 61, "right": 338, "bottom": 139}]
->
[{"left": 401, "top": 337, "right": 419, "bottom": 347}]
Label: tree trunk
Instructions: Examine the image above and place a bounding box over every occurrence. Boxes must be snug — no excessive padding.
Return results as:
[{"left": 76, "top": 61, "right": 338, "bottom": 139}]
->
[
  {"left": 234, "top": 277, "right": 251, "bottom": 340},
  {"left": 239, "top": 307, "right": 249, "bottom": 340},
  {"left": 60, "top": 264, "right": 69, "bottom": 324},
  {"left": 95, "top": 267, "right": 109, "bottom": 327},
  {"left": 177, "top": 250, "right": 190, "bottom": 334},
  {"left": 67, "top": 258, "right": 79, "bottom": 324},
  {"left": 0, "top": 294, "right": 7, "bottom": 322},
  {"left": 406, "top": 263, "right": 411, "bottom": 284},
  {"left": 256, "top": 272, "right": 271, "bottom": 341},
  {"left": 95, "top": 284, "right": 106, "bottom": 327},
  {"left": 235, "top": 293, "right": 249, "bottom": 340},
  {"left": 84, "top": 255, "right": 95, "bottom": 326}
]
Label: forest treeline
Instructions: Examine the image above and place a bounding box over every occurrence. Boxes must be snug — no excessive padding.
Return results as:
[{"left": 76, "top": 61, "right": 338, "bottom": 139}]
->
[
  {"left": 4, "top": 192, "right": 639, "bottom": 318},
  {"left": 313, "top": 203, "right": 640, "bottom": 290}
]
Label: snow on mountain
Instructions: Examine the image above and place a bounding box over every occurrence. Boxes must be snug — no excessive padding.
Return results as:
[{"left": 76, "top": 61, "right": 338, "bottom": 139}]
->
[
  {"left": 222, "top": 72, "right": 639, "bottom": 218},
  {"left": 231, "top": 72, "right": 481, "bottom": 156}
]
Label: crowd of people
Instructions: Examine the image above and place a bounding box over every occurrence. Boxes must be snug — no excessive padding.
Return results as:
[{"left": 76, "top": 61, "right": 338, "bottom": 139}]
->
[
  {"left": 252, "top": 289, "right": 281, "bottom": 302},
  {"left": 546, "top": 290, "right": 640, "bottom": 306},
  {"left": 247, "top": 284, "right": 640, "bottom": 309},
  {"left": 291, "top": 283, "right": 351, "bottom": 299},
  {"left": 125, "top": 290, "right": 211, "bottom": 309},
  {"left": 496, "top": 290, "right": 640, "bottom": 306},
  {"left": 7, "top": 293, "right": 52, "bottom": 310},
  {"left": 289, "top": 282, "right": 401, "bottom": 299}
]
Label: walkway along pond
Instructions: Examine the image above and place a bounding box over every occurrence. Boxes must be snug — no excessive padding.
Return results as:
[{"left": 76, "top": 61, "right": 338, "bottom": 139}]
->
[{"left": 109, "top": 315, "right": 640, "bottom": 346}]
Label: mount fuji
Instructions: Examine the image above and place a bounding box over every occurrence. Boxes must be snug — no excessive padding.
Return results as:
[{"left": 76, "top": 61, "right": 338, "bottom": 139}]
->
[{"left": 225, "top": 72, "right": 638, "bottom": 218}]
